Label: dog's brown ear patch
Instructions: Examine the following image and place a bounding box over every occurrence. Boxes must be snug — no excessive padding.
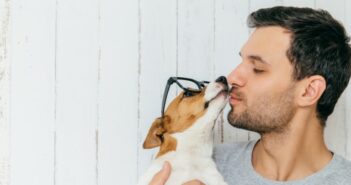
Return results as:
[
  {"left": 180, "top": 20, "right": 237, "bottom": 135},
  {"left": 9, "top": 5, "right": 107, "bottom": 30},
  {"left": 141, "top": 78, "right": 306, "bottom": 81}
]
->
[
  {"left": 143, "top": 116, "right": 169, "bottom": 149},
  {"left": 156, "top": 133, "right": 177, "bottom": 157}
]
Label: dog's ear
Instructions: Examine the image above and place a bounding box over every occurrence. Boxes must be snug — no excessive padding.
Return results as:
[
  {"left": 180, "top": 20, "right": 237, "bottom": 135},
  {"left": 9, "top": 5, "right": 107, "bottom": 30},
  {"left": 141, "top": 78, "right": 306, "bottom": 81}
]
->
[{"left": 143, "top": 116, "right": 170, "bottom": 149}]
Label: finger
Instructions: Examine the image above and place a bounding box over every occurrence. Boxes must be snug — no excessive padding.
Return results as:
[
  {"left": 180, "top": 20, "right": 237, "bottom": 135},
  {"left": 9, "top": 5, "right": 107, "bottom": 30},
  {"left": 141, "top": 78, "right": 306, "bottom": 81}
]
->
[
  {"left": 182, "top": 180, "right": 205, "bottom": 185},
  {"left": 149, "top": 161, "right": 172, "bottom": 185}
]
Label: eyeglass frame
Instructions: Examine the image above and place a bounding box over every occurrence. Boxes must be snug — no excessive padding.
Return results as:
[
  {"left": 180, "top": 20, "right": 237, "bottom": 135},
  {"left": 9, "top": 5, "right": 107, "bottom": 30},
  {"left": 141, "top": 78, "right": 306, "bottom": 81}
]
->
[{"left": 161, "top": 77, "right": 209, "bottom": 117}]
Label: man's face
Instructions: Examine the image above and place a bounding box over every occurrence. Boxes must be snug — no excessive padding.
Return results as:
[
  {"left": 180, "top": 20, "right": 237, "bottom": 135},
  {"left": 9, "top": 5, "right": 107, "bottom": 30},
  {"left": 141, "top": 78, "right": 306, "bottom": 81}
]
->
[{"left": 227, "top": 26, "right": 297, "bottom": 134}]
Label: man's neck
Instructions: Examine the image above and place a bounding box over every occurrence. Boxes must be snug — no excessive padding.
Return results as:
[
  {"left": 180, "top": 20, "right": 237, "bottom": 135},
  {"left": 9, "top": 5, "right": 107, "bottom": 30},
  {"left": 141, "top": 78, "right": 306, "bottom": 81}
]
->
[{"left": 251, "top": 113, "right": 333, "bottom": 181}]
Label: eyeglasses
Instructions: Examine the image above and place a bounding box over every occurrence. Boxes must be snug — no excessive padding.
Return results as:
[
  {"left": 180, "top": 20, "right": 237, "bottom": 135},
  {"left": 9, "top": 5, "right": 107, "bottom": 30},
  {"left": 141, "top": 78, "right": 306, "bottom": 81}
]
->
[{"left": 161, "top": 77, "right": 209, "bottom": 117}]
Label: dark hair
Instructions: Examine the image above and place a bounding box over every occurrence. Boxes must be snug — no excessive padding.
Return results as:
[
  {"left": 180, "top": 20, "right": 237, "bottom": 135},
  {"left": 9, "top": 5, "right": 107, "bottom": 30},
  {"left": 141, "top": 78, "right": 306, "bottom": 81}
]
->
[{"left": 248, "top": 6, "right": 351, "bottom": 125}]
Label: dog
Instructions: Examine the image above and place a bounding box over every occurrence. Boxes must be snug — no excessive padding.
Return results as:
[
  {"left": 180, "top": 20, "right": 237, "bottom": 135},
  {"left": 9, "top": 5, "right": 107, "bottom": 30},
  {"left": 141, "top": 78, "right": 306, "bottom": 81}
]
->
[{"left": 138, "top": 76, "right": 229, "bottom": 185}]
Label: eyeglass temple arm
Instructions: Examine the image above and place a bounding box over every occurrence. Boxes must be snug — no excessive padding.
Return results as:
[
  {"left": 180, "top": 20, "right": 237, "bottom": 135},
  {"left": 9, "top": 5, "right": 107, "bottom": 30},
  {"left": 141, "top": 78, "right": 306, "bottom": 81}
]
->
[{"left": 161, "top": 78, "right": 175, "bottom": 117}]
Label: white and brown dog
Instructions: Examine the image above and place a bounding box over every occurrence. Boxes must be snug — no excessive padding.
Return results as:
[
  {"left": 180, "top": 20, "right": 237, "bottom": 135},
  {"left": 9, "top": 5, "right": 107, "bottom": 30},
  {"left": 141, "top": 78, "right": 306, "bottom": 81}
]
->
[{"left": 138, "top": 76, "right": 229, "bottom": 185}]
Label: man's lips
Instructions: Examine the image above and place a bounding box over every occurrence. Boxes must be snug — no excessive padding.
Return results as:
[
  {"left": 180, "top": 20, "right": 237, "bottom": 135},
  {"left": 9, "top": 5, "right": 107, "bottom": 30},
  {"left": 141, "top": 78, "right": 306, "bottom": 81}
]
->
[
  {"left": 230, "top": 92, "right": 242, "bottom": 99},
  {"left": 230, "top": 94, "right": 242, "bottom": 105}
]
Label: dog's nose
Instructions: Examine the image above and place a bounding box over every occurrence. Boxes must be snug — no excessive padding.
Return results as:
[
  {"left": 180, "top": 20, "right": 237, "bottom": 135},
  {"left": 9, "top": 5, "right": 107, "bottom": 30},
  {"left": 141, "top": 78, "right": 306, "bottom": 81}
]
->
[{"left": 215, "top": 76, "right": 228, "bottom": 85}]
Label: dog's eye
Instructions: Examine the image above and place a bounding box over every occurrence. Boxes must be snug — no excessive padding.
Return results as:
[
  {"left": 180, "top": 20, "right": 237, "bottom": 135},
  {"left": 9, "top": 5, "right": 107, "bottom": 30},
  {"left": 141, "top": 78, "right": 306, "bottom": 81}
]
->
[{"left": 183, "top": 91, "right": 194, "bottom": 97}]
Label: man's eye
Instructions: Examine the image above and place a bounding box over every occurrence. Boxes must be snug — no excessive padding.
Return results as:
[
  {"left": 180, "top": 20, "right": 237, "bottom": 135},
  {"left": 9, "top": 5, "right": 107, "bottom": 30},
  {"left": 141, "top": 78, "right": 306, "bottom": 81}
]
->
[
  {"left": 183, "top": 91, "right": 194, "bottom": 97},
  {"left": 253, "top": 68, "right": 264, "bottom": 73}
]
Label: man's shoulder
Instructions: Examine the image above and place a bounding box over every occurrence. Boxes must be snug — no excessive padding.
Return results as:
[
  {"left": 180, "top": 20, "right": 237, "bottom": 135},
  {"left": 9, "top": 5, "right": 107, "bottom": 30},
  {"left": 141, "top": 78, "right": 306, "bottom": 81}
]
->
[
  {"left": 315, "top": 154, "right": 351, "bottom": 185},
  {"left": 332, "top": 154, "right": 351, "bottom": 181}
]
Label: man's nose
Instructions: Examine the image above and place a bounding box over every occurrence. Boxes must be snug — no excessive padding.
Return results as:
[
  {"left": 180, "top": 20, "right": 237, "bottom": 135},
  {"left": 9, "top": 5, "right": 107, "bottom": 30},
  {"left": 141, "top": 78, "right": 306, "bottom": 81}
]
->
[{"left": 227, "top": 64, "right": 246, "bottom": 87}]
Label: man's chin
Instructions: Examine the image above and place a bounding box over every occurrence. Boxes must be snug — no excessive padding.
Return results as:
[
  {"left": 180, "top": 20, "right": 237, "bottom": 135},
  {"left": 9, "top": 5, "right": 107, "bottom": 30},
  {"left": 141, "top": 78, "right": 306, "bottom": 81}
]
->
[
  {"left": 227, "top": 111, "right": 288, "bottom": 134},
  {"left": 227, "top": 109, "right": 264, "bottom": 134},
  {"left": 227, "top": 109, "right": 243, "bottom": 128}
]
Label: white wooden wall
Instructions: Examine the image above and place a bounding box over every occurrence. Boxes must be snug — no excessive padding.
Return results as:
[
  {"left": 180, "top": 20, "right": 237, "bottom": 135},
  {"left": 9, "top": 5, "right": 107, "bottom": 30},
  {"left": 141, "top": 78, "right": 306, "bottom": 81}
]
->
[
  {"left": 0, "top": 0, "right": 350, "bottom": 184},
  {"left": 0, "top": 0, "right": 10, "bottom": 184}
]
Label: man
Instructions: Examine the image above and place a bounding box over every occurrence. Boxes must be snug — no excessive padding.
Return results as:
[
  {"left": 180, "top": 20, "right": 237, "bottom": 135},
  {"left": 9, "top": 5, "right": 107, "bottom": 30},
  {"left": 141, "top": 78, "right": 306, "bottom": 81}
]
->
[{"left": 149, "top": 6, "right": 351, "bottom": 185}]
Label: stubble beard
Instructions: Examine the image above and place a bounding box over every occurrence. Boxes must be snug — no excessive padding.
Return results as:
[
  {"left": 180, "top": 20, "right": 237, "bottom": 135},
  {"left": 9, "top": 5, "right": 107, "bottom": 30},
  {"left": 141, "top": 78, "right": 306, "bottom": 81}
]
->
[{"left": 227, "top": 87, "right": 296, "bottom": 135}]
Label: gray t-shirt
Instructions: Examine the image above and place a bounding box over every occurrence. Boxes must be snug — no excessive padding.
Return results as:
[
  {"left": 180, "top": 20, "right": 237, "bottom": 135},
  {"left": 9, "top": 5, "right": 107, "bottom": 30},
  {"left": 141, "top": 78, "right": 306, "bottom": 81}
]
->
[{"left": 213, "top": 140, "right": 351, "bottom": 185}]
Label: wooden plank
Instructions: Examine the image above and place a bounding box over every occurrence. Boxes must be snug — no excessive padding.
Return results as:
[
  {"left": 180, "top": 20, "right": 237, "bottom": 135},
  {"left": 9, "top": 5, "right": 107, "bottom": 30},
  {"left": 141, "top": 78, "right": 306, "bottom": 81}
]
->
[
  {"left": 213, "top": 0, "right": 251, "bottom": 143},
  {"left": 315, "top": 0, "right": 347, "bottom": 158},
  {"left": 315, "top": 0, "right": 345, "bottom": 21},
  {"left": 177, "top": 0, "right": 215, "bottom": 79},
  {"left": 282, "top": 0, "right": 314, "bottom": 7},
  {"left": 137, "top": 0, "right": 177, "bottom": 181},
  {"left": 97, "top": 0, "right": 139, "bottom": 184},
  {"left": 55, "top": 0, "right": 99, "bottom": 184},
  {"left": 345, "top": 0, "right": 351, "bottom": 161},
  {"left": 0, "top": 0, "right": 10, "bottom": 184},
  {"left": 250, "top": 0, "right": 284, "bottom": 12},
  {"left": 177, "top": 0, "right": 226, "bottom": 143},
  {"left": 9, "top": 0, "right": 56, "bottom": 184}
]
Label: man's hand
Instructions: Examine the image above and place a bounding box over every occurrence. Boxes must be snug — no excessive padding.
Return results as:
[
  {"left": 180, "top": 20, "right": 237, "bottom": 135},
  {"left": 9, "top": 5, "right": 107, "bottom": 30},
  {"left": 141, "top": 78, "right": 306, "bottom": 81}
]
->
[
  {"left": 182, "top": 180, "right": 205, "bottom": 185},
  {"left": 149, "top": 161, "right": 172, "bottom": 185},
  {"left": 148, "top": 161, "right": 205, "bottom": 185}
]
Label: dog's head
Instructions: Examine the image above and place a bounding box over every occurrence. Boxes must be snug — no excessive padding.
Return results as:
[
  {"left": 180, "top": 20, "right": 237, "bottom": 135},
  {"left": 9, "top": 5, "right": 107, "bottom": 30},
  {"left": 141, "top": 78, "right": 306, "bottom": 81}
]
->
[{"left": 143, "top": 76, "right": 229, "bottom": 155}]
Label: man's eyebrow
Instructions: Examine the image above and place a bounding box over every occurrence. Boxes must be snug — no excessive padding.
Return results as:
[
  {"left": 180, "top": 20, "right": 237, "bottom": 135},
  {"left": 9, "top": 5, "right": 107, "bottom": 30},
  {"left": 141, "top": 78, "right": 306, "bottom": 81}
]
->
[{"left": 239, "top": 52, "right": 270, "bottom": 65}]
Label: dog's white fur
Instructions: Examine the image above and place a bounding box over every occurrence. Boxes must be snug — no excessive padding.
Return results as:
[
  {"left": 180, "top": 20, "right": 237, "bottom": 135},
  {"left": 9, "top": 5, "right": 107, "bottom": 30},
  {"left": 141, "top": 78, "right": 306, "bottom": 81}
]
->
[{"left": 138, "top": 80, "right": 229, "bottom": 185}]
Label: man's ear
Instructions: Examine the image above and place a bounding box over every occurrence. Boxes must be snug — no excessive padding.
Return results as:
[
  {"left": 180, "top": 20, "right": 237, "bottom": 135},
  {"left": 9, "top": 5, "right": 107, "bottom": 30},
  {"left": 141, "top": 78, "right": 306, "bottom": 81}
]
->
[
  {"left": 143, "top": 116, "right": 170, "bottom": 149},
  {"left": 297, "top": 75, "right": 326, "bottom": 107}
]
